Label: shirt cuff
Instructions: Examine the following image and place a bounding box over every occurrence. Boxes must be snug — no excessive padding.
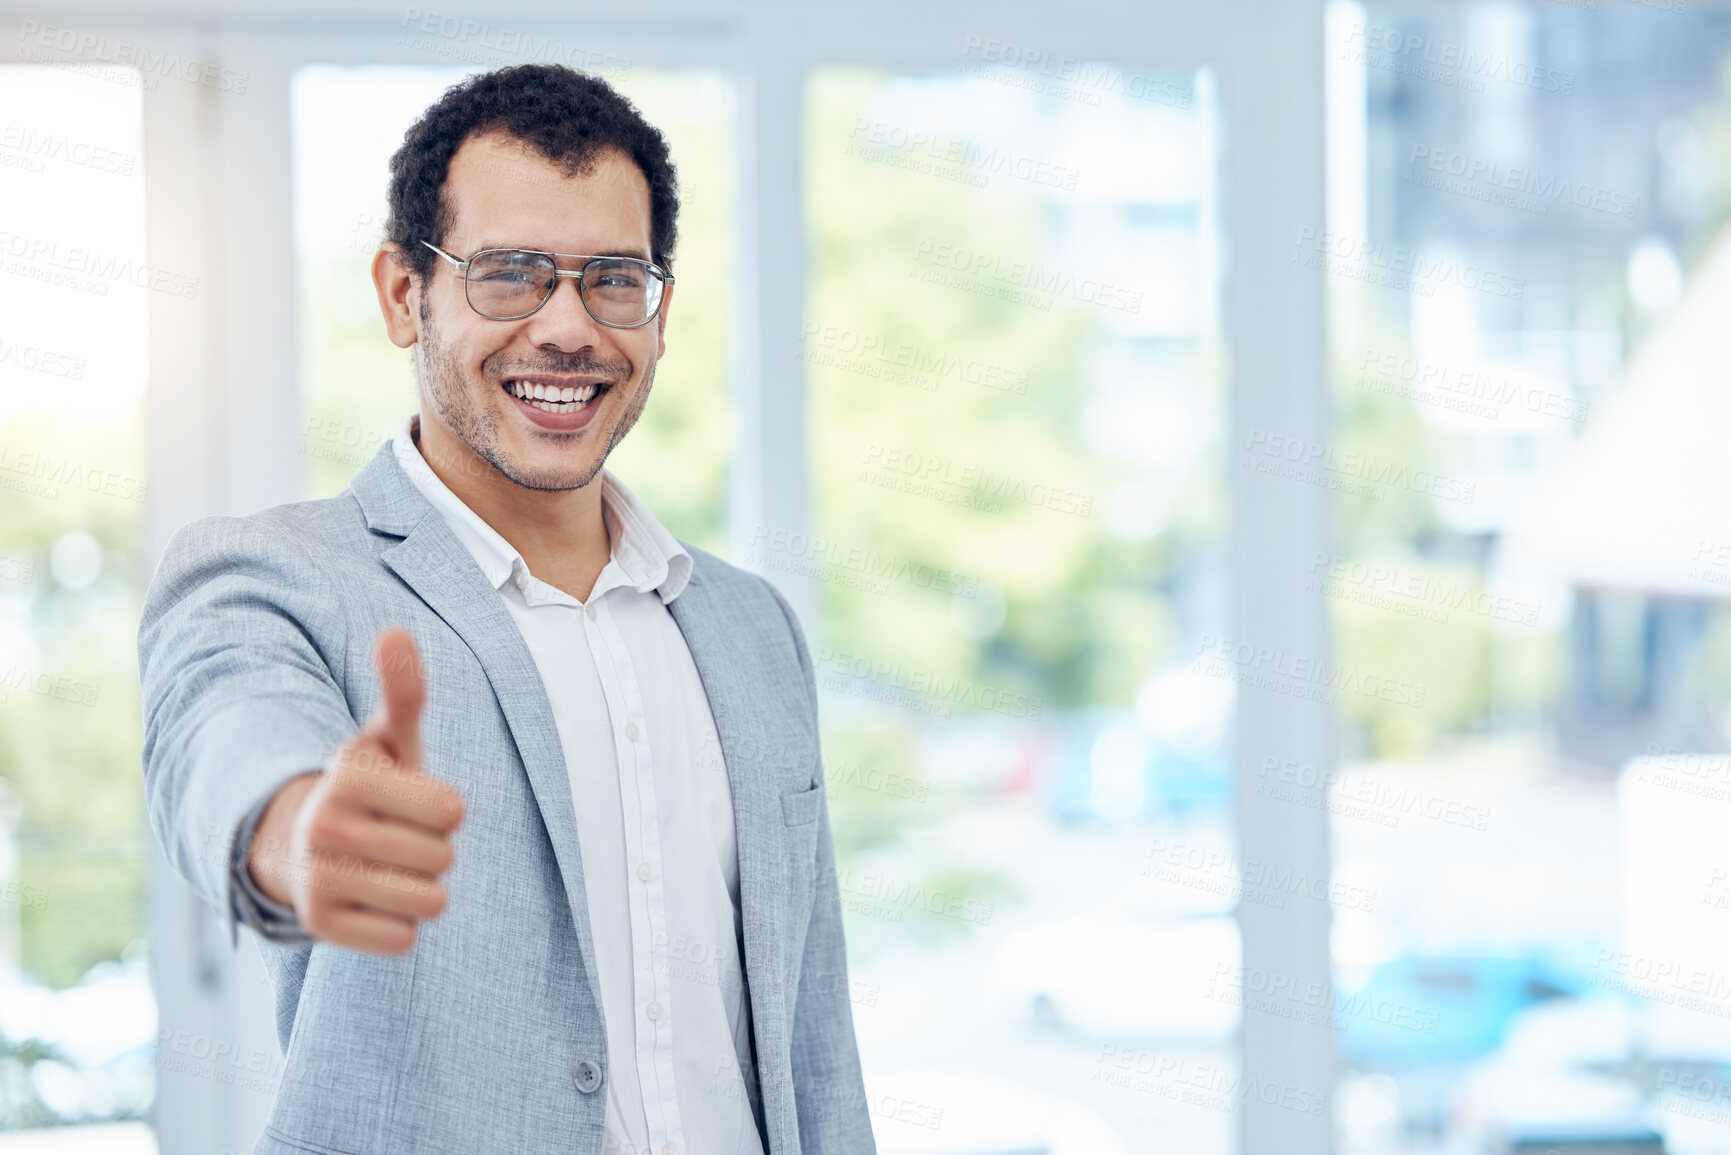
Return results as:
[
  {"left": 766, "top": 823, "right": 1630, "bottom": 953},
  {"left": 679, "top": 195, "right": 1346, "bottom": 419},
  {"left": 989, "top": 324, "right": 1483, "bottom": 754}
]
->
[{"left": 228, "top": 788, "right": 316, "bottom": 948}]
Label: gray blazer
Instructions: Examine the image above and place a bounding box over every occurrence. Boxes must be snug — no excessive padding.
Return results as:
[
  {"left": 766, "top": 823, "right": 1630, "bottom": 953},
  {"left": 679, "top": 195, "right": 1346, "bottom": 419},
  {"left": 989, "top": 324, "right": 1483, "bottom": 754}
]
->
[{"left": 137, "top": 440, "right": 876, "bottom": 1155}]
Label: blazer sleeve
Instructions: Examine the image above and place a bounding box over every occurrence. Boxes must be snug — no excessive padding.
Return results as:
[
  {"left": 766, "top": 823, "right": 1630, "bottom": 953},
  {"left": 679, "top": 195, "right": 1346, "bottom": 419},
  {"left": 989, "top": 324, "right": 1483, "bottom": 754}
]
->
[
  {"left": 137, "top": 513, "right": 358, "bottom": 950},
  {"left": 761, "top": 579, "right": 878, "bottom": 1154}
]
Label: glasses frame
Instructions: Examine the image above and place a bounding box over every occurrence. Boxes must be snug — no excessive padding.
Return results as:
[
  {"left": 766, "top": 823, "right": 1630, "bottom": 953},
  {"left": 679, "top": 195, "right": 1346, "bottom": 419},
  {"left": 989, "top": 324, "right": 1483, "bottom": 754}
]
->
[{"left": 419, "top": 240, "right": 674, "bottom": 328}]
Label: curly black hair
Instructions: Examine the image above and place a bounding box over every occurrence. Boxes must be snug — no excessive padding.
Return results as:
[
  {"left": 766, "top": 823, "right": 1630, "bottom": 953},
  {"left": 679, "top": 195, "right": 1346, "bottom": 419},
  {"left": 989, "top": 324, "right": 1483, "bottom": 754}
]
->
[{"left": 385, "top": 63, "right": 679, "bottom": 286}]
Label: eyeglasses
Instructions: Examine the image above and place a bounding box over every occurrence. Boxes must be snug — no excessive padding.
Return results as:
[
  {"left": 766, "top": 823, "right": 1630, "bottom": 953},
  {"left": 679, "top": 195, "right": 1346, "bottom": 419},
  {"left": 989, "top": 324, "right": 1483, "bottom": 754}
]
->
[{"left": 420, "top": 241, "right": 674, "bottom": 328}]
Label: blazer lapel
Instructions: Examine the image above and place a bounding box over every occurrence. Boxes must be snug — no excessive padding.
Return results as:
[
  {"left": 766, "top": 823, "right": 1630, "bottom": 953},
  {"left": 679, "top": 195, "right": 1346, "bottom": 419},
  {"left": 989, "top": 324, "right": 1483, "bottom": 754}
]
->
[
  {"left": 666, "top": 577, "right": 793, "bottom": 1155},
  {"left": 666, "top": 575, "right": 786, "bottom": 1028},
  {"left": 349, "top": 444, "right": 608, "bottom": 1028}
]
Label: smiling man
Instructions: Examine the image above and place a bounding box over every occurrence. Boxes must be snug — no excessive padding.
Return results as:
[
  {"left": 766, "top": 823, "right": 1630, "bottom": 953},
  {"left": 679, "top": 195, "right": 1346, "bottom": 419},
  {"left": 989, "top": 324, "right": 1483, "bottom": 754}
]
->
[{"left": 137, "top": 65, "right": 874, "bottom": 1155}]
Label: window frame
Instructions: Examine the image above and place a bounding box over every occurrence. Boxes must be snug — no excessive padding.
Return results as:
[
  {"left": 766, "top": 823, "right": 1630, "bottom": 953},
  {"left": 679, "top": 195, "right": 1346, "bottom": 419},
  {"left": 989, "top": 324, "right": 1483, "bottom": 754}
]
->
[{"left": 0, "top": 4, "right": 1334, "bottom": 1151}]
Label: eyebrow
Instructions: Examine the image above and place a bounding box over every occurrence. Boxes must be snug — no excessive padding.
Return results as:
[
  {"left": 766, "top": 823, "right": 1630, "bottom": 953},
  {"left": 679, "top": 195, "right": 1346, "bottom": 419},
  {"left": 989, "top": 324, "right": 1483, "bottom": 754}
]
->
[{"left": 472, "top": 240, "right": 652, "bottom": 262}]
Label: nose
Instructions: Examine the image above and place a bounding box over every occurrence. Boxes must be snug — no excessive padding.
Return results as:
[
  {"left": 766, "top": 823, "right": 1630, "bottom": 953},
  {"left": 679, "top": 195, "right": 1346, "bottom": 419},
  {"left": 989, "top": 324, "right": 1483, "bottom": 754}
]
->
[{"left": 522, "top": 270, "right": 606, "bottom": 352}]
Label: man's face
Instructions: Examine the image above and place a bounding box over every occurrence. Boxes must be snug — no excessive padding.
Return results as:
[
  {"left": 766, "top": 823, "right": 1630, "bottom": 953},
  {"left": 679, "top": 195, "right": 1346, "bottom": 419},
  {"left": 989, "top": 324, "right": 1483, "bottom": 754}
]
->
[{"left": 404, "top": 130, "right": 671, "bottom": 492}]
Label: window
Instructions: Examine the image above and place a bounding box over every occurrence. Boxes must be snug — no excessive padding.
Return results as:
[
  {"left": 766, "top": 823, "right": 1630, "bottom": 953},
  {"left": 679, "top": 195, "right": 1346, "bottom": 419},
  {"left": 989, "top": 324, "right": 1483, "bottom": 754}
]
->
[
  {"left": 0, "top": 63, "right": 156, "bottom": 1140},
  {"left": 805, "top": 62, "right": 1241, "bottom": 1150}
]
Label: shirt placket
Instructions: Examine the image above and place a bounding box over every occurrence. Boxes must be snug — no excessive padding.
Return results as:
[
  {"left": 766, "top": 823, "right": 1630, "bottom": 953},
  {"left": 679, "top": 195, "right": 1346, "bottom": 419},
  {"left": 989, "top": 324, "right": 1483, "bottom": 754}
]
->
[{"left": 586, "top": 593, "right": 686, "bottom": 1155}]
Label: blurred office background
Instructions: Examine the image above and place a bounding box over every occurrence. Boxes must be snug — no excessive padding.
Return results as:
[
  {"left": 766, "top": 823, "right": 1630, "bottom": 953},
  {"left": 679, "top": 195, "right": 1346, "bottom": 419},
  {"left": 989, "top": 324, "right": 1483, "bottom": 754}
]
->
[{"left": 4, "top": 0, "right": 1731, "bottom": 1152}]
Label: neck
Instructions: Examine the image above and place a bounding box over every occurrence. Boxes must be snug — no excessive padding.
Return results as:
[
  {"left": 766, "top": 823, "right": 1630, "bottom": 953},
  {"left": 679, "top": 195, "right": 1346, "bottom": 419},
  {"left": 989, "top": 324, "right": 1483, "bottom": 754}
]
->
[{"left": 411, "top": 412, "right": 612, "bottom": 601}]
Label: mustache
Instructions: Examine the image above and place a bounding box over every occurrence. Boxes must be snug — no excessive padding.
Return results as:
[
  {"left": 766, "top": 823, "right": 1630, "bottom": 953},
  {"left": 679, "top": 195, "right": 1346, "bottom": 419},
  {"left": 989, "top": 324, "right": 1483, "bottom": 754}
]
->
[{"left": 482, "top": 351, "right": 632, "bottom": 380}]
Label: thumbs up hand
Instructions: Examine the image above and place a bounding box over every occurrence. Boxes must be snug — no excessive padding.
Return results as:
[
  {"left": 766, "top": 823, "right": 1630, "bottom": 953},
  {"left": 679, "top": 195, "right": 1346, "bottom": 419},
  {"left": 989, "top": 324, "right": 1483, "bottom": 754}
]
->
[{"left": 245, "top": 627, "right": 466, "bottom": 954}]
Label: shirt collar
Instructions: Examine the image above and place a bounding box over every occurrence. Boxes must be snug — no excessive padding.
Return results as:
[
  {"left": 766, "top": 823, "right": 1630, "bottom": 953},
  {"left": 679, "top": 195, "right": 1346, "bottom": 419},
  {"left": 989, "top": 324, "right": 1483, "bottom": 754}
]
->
[{"left": 391, "top": 413, "right": 692, "bottom": 605}]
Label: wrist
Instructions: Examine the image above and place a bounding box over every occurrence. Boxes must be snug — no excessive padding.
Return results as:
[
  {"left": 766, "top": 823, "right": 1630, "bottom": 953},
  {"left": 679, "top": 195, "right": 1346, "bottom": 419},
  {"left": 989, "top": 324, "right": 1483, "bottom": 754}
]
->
[{"left": 246, "top": 771, "right": 321, "bottom": 908}]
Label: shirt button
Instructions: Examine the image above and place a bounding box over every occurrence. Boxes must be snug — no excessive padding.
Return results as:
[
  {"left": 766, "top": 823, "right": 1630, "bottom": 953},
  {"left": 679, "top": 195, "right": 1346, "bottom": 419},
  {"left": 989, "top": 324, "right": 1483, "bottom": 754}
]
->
[
  {"left": 636, "top": 861, "right": 653, "bottom": 881},
  {"left": 625, "top": 721, "right": 640, "bottom": 741},
  {"left": 662, "top": 1145, "right": 677, "bottom": 1155},
  {"left": 645, "top": 1000, "right": 663, "bottom": 1021},
  {"left": 585, "top": 603, "right": 597, "bottom": 620}
]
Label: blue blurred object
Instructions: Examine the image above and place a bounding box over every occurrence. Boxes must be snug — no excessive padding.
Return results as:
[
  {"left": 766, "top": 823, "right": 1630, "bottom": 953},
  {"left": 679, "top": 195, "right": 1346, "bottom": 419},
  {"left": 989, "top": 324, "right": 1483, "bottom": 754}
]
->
[
  {"left": 1489, "top": 1122, "right": 1664, "bottom": 1154},
  {"left": 1338, "top": 955, "right": 1586, "bottom": 1071},
  {"left": 1043, "top": 706, "right": 1232, "bottom": 821}
]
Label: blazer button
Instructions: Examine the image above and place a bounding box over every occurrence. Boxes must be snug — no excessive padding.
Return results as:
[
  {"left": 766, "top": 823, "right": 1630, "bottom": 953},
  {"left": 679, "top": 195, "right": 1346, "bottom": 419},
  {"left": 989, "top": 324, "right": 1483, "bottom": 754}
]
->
[{"left": 575, "top": 1059, "right": 603, "bottom": 1093}]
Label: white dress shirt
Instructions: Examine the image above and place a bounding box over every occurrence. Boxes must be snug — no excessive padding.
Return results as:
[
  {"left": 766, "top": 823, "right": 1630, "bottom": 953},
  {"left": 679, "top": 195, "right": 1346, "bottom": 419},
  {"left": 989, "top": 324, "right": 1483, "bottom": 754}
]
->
[{"left": 393, "top": 415, "right": 765, "bottom": 1155}]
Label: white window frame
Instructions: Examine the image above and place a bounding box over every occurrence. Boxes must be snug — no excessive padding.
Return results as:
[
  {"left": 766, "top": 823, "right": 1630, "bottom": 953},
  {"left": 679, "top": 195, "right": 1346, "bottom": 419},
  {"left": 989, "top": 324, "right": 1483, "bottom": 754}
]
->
[{"left": 0, "top": 3, "right": 1334, "bottom": 1151}]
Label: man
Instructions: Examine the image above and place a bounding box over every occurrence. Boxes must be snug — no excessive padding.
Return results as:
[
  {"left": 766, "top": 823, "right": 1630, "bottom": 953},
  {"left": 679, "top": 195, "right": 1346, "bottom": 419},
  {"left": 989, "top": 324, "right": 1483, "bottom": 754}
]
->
[{"left": 138, "top": 64, "right": 875, "bottom": 1155}]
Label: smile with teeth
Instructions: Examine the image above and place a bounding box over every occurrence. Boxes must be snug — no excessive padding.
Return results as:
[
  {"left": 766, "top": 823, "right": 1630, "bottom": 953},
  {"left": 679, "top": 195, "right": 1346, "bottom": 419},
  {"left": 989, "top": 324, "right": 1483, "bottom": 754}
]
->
[{"left": 505, "top": 379, "right": 610, "bottom": 413}]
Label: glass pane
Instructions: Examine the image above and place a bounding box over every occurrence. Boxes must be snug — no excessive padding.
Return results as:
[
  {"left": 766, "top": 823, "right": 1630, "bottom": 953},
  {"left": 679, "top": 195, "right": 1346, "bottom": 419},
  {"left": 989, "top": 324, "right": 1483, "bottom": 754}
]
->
[
  {"left": 0, "top": 65, "right": 156, "bottom": 1139},
  {"left": 805, "top": 64, "right": 1235, "bottom": 1153},
  {"left": 292, "top": 65, "right": 734, "bottom": 552},
  {"left": 1325, "top": 3, "right": 1731, "bottom": 1152}
]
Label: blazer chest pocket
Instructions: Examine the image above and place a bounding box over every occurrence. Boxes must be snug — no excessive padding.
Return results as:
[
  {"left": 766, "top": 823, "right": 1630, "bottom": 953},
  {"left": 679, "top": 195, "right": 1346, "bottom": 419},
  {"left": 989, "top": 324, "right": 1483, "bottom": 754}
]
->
[
  {"left": 781, "top": 780, "right": 822, "bottom": 826},
  {"left": 779, "top": 781, "right": 823, "bottom": 924}
]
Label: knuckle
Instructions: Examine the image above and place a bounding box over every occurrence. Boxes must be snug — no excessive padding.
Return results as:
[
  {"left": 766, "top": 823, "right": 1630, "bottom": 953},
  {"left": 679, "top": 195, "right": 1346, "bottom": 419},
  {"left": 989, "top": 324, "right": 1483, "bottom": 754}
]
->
[
  {"left": 304, "top": 813, "right": 344, "bottom": 848},
  {"left": 301, "top": 905, "right": 333, "bottom": 938}
]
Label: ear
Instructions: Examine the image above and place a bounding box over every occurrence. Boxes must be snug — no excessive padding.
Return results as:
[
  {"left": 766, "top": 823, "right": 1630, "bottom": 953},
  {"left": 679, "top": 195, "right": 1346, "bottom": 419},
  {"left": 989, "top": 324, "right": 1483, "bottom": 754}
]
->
[
  {"left": 373, "top": 242, "right": 421, "bottom": 349},
  {"left": 653, "top": 282, "right": 674, "bottom": 361}
]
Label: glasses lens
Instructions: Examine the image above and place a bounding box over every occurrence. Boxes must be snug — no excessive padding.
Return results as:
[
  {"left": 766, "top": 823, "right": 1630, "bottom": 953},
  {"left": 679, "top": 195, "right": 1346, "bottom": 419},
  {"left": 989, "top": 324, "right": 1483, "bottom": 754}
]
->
[
  {"left": 581, "top": 258, "right": 665, "bottom": 326},
  {"left": 466, "top": 249, "right": 557, "bottom": 318}
]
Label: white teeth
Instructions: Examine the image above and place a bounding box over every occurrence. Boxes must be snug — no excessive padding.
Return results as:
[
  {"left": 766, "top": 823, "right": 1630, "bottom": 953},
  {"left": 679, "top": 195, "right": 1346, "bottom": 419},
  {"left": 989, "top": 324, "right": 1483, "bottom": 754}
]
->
[
  {"left": 506, "top": 380, "right": 601, "bottom": 400},
  {"left": 508, "top": 380, "right": 606, "bottom": 413}
]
